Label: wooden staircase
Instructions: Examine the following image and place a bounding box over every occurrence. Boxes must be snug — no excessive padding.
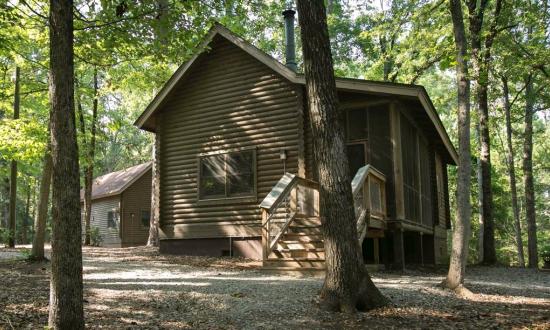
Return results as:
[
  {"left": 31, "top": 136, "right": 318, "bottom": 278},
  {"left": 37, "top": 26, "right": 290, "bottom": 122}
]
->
[
  {"left": 264, "top": 215, "right": 325, "bottom": 270},
  {"left": 259, "top": 166, "right": 386, "bottom": 272}
]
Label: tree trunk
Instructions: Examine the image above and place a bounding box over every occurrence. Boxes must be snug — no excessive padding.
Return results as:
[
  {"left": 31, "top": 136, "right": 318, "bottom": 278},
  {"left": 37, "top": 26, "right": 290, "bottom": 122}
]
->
[
  {"left": 476, "top": 125, "right": 483, "bottom": 263},
  {"left": 502, "top": 77, "right": 525, "bottom": 267},
  {"left": 78, "top": 69, "right": 99, "bottom": 246},
  {"left": 468, "top": 0, "right": 498, "bottom": 265},
  {"left": 2, "top": 178, "right": 8, "bottom": 230},
  {"left": 8, "top": 66, "right": 20, "bottom": 248},
  {"left": 48, "top": 0, "right": 84, "bottom": 328},
  {"left": 30, "top": 150, "right": 52, "bottom": 261},
  {"left": 23, "top": 182, "right": 31, "bottom": 244},
  {"left": 444, "top": 0, "right": 472, "bottom": 291},
  {"left": 478, "top": 79, "right": 496, "bottom": 264},
  {"left": 147, "top": 132, "right": 160, "bottom": 247},
  {"left": 296, "top": 0, "right": 389, "bottom": 312},
  {"left": 523, "top": 75, "right": 538, "bottom": 268}
]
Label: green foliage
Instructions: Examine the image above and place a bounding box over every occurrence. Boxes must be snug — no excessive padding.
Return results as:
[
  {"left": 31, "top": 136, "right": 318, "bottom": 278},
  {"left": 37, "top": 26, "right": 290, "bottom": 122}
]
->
[
  {"left": 0, "top": 227, "right": 13, "bottom": 246},
  {"left": 88, "top": 227, "right": 103, "bottom": 247},
  {"left": 540, "top": 244, "right": 550, "bottom": 262},
  {"left": 0, "top": 118, "right": 47, "bottom": 163},
  {"left": 0, "top": 0, "right": 548, "bottom": 269}
]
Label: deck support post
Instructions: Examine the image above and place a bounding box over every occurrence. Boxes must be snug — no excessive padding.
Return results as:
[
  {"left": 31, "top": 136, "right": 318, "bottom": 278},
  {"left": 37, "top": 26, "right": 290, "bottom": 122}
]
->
[
  {"left": 390, "top": 102, "right": 405, "bottom": 219},
  {"left": 420, "top": 232, "right": 424, "bottom": 266},
  {"left": 393, "top": 228, "right": 405, "bottom": 270},
  {"left": 261, "top": 209, "right": 268, "bottom": 262},
  {"left": 373, "top": 238, "right": 380, "bottom": 265}
]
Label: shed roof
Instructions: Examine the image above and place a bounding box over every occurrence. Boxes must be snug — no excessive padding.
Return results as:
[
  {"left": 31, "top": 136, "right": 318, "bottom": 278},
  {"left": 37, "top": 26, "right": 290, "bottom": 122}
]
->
[
  {"left": 81, "top": 162, "right": 152, "bottom": 201},
  {"left": 134, "top": 23, "right": 458, "bottom": 165}
]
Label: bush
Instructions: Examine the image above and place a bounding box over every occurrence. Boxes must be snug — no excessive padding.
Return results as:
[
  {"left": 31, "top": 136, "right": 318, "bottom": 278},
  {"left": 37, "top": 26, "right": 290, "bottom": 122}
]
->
[
  {"left": 540, "top": 244, "right": 550, "bottom": 262},
  {"left": 0, "top": 228, "right": 14, "bottom": 246},
  {"left": 89, "top": 227, "right": 103, "bottom": 247}
]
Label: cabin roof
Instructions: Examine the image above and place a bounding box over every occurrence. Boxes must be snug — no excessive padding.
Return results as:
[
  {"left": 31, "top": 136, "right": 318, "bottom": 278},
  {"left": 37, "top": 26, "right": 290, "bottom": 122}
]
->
[
  {"left": 81, "top": 162, "right": 152, "bottom": 202},
  {"left": 134, "top": 23, "right": 458, "bottom": 165}
]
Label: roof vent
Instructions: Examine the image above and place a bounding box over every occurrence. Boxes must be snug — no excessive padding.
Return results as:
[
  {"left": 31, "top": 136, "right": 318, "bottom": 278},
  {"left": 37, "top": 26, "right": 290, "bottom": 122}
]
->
[{"left": 282, "top": 9, "right": 297, "bottom": 72}]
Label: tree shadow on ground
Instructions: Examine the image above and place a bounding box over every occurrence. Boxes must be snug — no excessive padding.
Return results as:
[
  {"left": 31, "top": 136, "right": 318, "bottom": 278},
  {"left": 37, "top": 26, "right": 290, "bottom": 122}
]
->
[{"left": 1, "top": 248, "right": 549, "bottom": 329}]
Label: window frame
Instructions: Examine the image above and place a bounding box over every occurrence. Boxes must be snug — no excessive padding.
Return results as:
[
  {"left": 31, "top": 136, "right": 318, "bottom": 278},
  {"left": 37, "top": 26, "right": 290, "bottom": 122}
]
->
[
  {"left": 107, "top": 209, "right": 119, "bottom": 230},
  {"left": 140, "top": 210, "right": 151, "bottom": 228},
  {"left": 197, "top": 147, "right": 257, "bottom": 203}
]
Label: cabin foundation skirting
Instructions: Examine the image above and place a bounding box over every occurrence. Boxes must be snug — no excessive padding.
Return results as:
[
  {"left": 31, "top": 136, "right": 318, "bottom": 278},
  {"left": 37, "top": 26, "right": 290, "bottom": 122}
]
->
[{"left": 159, "top": 237, "right": 262, "bottom": 259}]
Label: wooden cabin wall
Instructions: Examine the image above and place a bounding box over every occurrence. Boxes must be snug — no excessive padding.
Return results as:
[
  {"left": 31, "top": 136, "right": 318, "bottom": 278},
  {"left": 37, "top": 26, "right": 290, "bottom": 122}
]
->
[
  {"left": 158, "top": 36, "right": 301, "bottom": 240},
  {"left": 367, "top": 104, "right": 396, "bottom": 219},
  {"left": 89, "top": 196, "right": 121, "bottom": 247},
  {"left": 120, "top": 170, "right": 152, "bottom": 247},
  {"left": 303, "top": 89, "right": 317, "bottom": 182}
]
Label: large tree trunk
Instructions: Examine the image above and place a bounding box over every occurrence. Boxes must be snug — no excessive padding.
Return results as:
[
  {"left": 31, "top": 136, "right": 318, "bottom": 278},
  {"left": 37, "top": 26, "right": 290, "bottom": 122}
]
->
[
  {"left": 30, "top": 150, "right": 52, "bottom": 261},
  {"left": 502, "top": 77, "right": 525, "bottom": 267},
  {"left": 48, "top": 0, "right": 84, "bottom": 328},
  {"left": 8, "top": 66, "right": 20, "bottom": 248},
  {"left": 523, "top": 75, "right": 538, "bottom": 268},
  {"left": 444, "top": 0, "right": 472, "bottom": 291},
  {"left": 296, "top": 0, "right": 389, "bottom": 312},
  {"left": 147, "top": 132, "right": 160, "bottom": 247}
]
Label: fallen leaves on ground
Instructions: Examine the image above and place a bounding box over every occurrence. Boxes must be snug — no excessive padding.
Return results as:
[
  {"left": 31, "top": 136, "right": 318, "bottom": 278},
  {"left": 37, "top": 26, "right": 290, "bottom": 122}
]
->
[{"left": 0, "top": 246, "right": 549, "bottom": 329}]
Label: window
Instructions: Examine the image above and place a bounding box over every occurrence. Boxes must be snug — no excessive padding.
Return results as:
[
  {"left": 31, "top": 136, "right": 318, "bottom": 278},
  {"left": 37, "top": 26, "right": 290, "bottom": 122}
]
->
[
  {"left": 107, "top": 210, "right": 118, "bottom": 229},
  {"left": 141, "top": 210, "right": 151, "bottom": 227},
  {"left": 199, "top": 149, "right": 256, "bottom": 200}
]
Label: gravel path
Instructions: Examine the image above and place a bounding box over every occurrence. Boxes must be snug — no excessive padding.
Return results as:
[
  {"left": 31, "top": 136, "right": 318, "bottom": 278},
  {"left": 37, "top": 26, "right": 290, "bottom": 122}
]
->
[{"left": 0, "top": 246, "right": 549, "bottom": 329}]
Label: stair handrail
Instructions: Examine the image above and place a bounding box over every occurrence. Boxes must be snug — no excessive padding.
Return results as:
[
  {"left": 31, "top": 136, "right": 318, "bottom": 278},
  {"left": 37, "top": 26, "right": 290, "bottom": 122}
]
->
[
  {"left": 260, "top": 173, "right": 321, "bottom": 260},
  {"left": 259, "top": 173, "right": 298, "bottom": 214},
  {"left": 350, "top": 165, "right": 387, "bottom": 242},
  {"left": 259, "top": 173, "right": 299, "bottom": 259}
]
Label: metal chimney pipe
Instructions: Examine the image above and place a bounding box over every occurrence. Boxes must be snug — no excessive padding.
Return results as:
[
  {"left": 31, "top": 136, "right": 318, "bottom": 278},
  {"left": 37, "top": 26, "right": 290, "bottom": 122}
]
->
[{"left": 282, "top": 9, "right": 297, "bottom": 71}]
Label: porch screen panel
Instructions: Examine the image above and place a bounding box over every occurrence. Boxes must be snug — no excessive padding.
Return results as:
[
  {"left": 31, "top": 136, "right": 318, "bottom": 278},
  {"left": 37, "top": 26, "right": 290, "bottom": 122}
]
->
[
  {"left": 435, "top": 154, "right": 446, "bottom": 226},
  {"left": 400, "top": 114, "right": 420, "bottom": 222},
  {"left": 367, "top": 104, "right": 395, "bottom": 218},
  {"left": 419, "top": 138, "right": 433, "bottom": 227}
]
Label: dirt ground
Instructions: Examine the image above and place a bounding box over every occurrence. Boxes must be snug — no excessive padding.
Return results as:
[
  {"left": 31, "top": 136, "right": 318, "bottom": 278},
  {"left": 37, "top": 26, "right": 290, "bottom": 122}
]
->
[{"left": 0, "top": 246, "right": 548, "bottom": 329}]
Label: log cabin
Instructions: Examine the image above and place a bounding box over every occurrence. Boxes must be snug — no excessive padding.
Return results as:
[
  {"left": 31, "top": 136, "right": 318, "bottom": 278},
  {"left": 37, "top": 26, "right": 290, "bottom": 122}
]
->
[
  {"left": 80, "top": 162, "right": 152, "bottom": 247},
  {"left": 134, "top": 15, "right": 457, "bottom": 270}
]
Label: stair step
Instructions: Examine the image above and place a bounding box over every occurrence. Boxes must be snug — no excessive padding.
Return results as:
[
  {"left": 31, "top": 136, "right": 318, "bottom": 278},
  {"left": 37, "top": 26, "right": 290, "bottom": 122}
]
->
[
  {"left": 276, "top": 247, "right": 324, "bottom": 253},
  {"left": 260, "top": 266, "right": 325, "bottom": 276},
  {"left": 291, "top": 217, "right": 321, "bottom": 226},
  {"left": 287, "top": 227, "right": 322, "bottom": 234},
  {"left": 271, "top": 249, "right": 325, "bottom": 259},
  {"left": 263, "top": 258, "right": 325, "bottom": 269},
  {"left": 276, "top": 241, "right": 323, "bottom": 249}
]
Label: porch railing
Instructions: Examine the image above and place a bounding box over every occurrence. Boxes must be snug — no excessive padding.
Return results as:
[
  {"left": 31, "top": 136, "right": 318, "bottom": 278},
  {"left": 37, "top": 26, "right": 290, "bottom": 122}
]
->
[{"left": 351, "top": 165, "right": 387, "bottom": 242}]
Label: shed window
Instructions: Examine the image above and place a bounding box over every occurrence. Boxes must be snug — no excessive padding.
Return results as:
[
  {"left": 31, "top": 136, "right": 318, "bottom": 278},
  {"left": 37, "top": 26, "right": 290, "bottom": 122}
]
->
[
  {"left": 199, "top": 149, "right": 256, "bottom": 199},
  {"left": 107, "top": 211, "right": 118, "bottom": 229},
  {"left": 141, "top": 210, "right": 151, "bottom": 227}
]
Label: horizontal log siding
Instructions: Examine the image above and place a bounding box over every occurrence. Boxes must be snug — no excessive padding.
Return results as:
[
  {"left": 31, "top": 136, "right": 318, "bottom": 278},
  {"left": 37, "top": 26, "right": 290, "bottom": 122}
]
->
[
  {"left": 89, "top": 196, "right": 121, "bottom": 247},
  {"left": 121, "top": 170, "right": 152, "bottom": 246},
  {"left": 158, "top": 36, "right": 300, "bottom": 239}
]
